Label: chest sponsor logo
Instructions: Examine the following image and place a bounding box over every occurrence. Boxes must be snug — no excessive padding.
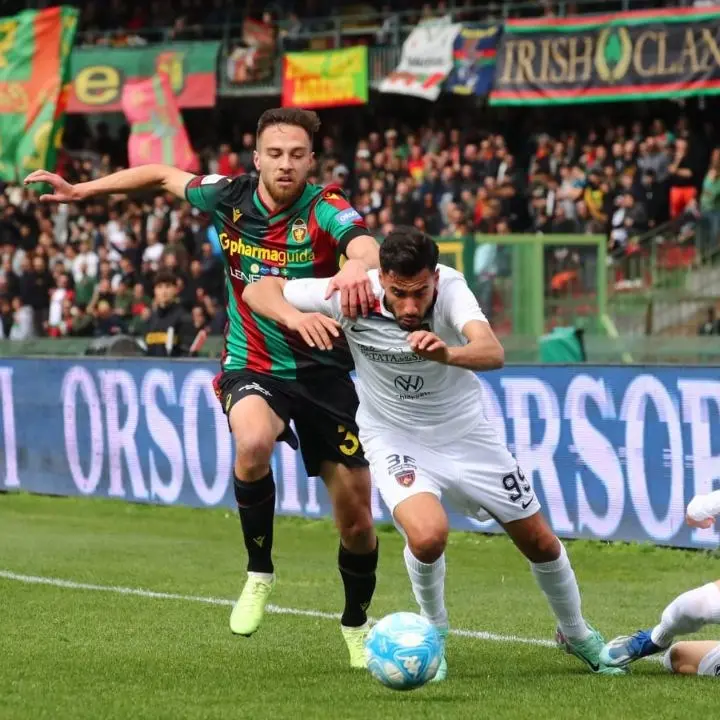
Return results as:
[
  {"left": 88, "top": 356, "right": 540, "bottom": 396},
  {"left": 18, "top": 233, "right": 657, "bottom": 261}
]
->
[
  {"left": 291, "top": 218, "right": 308, "bottom": 243},
  {"left": 358, "top": 344, "right": 423, "bottom": 364},
  {"left": 219, "top": 232, "right": 315, "bottom": 266},
  {"left": 394, "top": 375, "right": 424, "bottom": 393},
  {"left": 393, "top": 374, "right": 431, "bottom": 400}
]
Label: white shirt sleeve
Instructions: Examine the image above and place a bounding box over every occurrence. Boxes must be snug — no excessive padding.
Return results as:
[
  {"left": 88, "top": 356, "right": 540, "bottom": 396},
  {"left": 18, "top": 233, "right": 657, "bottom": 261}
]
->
[
  {"left": 282, "top": 278, "right": 341, "bottom": 319},
  {"left": 440, "top": 277, "right": 488, "bottom": 336}
]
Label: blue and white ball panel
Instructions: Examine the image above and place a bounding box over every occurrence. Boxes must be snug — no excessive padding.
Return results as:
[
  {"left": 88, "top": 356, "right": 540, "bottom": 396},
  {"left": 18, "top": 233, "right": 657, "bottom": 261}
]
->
[{"left": 365, "top": 612, "right": 443, "bottom": 690}]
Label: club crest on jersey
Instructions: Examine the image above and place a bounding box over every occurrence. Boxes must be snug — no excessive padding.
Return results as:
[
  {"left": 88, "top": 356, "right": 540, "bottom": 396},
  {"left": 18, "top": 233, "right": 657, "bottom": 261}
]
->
[
  {"left": 233, "top": 208, "right": 242, "bottom": 223},
  {"left": 291, "top": 218, "right": 308, "bottom": 243},
  {"left": 396, "top": 470, "right": 415, "bottom": 487}
]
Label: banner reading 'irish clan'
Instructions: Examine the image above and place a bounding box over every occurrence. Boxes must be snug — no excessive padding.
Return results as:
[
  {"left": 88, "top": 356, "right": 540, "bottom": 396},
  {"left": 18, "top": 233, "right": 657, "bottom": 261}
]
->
[{"left": 491, "top": 6, "right": 720, "bottom": 105}]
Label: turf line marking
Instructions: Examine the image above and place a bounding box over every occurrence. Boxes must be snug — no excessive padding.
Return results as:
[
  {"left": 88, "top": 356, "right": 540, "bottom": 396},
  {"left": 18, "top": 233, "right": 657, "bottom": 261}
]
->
[{"left": 0, "top": 569, "right": 555, "bottom": 649}]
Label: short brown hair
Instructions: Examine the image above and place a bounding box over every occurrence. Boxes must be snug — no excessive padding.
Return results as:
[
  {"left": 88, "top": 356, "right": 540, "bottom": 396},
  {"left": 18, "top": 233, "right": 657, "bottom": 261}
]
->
[{"left": 256, "top": 108, "right": 321, "bottom": 142}]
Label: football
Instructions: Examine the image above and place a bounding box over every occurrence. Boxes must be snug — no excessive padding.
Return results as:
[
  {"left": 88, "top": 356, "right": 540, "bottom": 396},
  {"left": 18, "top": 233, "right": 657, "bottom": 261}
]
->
[{"left": 364, "top": 612, "right": 443, "bottom": 690}]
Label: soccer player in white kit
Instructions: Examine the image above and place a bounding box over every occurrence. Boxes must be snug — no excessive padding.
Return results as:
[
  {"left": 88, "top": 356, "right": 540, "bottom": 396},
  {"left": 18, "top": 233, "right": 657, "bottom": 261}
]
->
[
  {"left": 601, "top": 489, "right": 720, "bottom": 677},
  {"left": 243, "top": 227, "right": 624, "bottom": 678}
]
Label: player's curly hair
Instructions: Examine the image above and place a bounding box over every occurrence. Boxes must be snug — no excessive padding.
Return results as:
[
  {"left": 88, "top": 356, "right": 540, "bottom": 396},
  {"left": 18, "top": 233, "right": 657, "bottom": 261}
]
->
[
  {"left": 380, "top": 226, "right": 439, "bottom": 277},
  {"left": 256, "top": 108, "right": 321, "bottom": 142}
]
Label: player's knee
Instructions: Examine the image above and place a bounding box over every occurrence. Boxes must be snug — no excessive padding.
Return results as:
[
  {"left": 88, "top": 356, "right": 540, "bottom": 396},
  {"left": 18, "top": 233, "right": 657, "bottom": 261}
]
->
[
  {"left": 407, "top": 526, "right": 448, "bottom": 564},
  {"left": 520, "top": 523, "right": 561, "bottom": 563},
  {"left": 233, "top": 431, "right": 275, "bottom": 478},
  {"left": 337, "top": 509, "right": 375, "bottom": 549}
]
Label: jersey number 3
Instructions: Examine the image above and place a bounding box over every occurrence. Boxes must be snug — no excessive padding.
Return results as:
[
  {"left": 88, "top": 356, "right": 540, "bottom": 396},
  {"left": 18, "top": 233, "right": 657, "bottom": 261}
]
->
[{"left": 337, "top": 425, "right": 359, "bottom": 456}]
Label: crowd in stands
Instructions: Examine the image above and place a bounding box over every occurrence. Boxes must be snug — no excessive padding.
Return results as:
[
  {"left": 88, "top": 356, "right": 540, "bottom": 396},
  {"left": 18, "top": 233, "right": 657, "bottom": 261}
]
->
[
  {"left": 47, "top": 0, "right": 703, "bottom": 47},
  {"left": 0, "top": 106, "right": 716, "bottom": 340}
]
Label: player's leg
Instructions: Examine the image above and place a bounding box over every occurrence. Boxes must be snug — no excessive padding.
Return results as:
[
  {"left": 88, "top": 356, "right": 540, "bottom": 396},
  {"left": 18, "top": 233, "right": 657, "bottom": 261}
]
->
[
  {"left": 393, "top": 493, "right": 450, "bottom": 628},
  {"left": 601, "top": 580, "right": 720, "bottom": 668},
  {"left": 455, "top": 428, "right": 622, "bottom": 674},
  {"left": 503, "top": 512, "right": 623, "bottom": 675},
  {"left": 664, "top": 641, "right": 720, "bottom": 676},
  {"left": 293, "top": 375, "right": 378, "bottom": 668},
  {"left": 362, "top": 432, "right": 450, "bottom": 682},
  {"left": 214, "top": 371, "right": 290, "bottom": 636}
]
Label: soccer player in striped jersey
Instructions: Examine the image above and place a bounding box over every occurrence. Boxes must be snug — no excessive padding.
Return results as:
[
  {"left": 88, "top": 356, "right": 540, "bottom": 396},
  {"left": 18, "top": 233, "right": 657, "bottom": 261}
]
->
[
  {"left": 25, "top": 108, "right": 381, "bottom": 668},
  {"left": 601, "top": 490, "right": 720, "bottom": 677}
]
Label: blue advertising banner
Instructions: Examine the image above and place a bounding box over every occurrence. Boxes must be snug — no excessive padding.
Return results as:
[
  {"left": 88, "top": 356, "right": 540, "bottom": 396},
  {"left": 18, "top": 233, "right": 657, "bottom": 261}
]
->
[
  {"left": 1, "top": 359, "right": 719, "bottom": 550},
  {"left": 445, "top": 24, "right": 501, "bottom": 97}
]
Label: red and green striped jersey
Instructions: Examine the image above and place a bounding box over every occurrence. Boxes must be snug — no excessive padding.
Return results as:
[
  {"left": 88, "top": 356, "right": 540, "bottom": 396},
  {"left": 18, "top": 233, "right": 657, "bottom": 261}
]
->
[{"left": 185, "top": 174, "right": 368, "bottom": 380}]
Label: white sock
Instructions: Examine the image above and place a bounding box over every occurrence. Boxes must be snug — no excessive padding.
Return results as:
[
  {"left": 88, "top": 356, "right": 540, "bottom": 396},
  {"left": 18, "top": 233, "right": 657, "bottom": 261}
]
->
[
  {"left": 650, "top": 582, "right": 720, "bottom": 648},
  {"left": 530, "top": 543, "right": 590, "bottom": 641},
  {"left": 403, "top": 545, "right": 448, "bottom": 629}
]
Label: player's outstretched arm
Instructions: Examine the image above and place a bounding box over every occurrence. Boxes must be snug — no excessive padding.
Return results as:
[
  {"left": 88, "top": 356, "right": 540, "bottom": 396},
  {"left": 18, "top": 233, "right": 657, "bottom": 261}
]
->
[
  {"left": 24, "top": 165, "right": 195, "bottom": 203},
  {"left": 243, "top": 278, "right": 341, "bottom": 351}
]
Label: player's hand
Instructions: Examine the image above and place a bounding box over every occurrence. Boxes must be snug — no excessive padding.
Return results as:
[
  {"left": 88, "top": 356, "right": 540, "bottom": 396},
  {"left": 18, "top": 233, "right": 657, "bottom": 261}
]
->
[
  {"left": 286, "top": 311, "right": 341, "bottom": 351},
  {"left": 686, "top": 514, "right": 715, "bottom": 530},
  {"left": 326, "top": 259, "right": 374, "bottom": 319},
  {"left": 408, "top": 331, "right": 450, "bottom": 364},
  {"left": 23, "top": 170, "right": 81, "bottom": 203}
]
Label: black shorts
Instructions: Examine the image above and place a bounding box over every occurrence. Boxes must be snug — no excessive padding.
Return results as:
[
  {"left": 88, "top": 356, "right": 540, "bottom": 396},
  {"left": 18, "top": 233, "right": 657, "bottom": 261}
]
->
[{"left": 212, "top": 369, "right": 368, "bottom": 477}]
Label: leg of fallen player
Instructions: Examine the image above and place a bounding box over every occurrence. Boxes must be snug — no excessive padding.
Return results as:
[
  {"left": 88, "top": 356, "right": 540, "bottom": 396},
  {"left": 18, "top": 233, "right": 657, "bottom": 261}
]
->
[
  {"left": 664, "top": 640, "right": 720, "bottom": 676},
  {"left": 601, "top": 580, "right": 720, "bottom": 669},
  {"left": 393, "top": 492, "right": 451, "bottom": 682},
  {"left": 321, "top": 461, "right": 379, "bottom": 669},
  {"left": 500, "top": 511, "right": 626, "bottom": 675}
]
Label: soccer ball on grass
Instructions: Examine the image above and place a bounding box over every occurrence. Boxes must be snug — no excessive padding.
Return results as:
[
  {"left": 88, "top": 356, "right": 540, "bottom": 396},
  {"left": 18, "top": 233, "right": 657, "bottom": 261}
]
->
[{"left": 364, "top": 612, "right": 443, "bottom": 690}]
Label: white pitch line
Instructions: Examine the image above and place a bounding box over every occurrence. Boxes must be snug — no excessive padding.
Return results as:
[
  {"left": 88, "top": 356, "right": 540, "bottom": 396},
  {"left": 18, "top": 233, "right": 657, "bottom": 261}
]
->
[{"left": 0, "top": 569, "right": 554, "bottom": 648}]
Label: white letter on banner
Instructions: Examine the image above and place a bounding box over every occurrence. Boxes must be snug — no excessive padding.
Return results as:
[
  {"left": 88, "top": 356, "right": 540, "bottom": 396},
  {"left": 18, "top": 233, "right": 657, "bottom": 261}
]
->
[
  {"left": 99, "top": 370, "right": 147, "bottom": 500},
  {"left": 476, "top": 377, "right": 507, "bottom": 447},
  {"left": 678, "top": 379, "right": 720, "bottom": 546},
  {"left": 62, "top": 366, "right": 103, "bottom": 495},
  {"left": 620, "top": 375, "right": 684, "bottom": 542},
  {"left": 181, "top": 369, "right": 231, "bottom": 506},
  {"left": 502, "top": 377, "right": 573, "bottom": 533},
  {"left": 0, "top": 368, "right": 18, "bottom": 488},
  {"left": 566, "top": 375, "right": 624, "bottom": 538},
  {"left": 141, "top": 369, "right": 184, "bottom": 505}
]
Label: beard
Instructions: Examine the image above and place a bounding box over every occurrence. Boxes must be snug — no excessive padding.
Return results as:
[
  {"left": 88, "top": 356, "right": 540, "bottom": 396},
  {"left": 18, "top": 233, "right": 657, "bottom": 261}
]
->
[{"left": 264, "top": 175, "right": 305, "bottom": 207}]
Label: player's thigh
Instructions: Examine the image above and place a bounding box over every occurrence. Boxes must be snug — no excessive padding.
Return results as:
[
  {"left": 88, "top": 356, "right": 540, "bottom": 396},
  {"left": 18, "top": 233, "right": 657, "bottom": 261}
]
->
[
  {"left": 215, "top": 371, "right": 288, "bottom": 465},
  {"left": 666, "top": 641, "right": 720, "bottom": 676},
  {"left": 292, "top": 374, "right": 368, "bottom": 479},
  {"left": 453, "top": 430, "right": 541, "bottom": 523},
  {"left": 362, "top": 430, "right": 445, "bottom": 528}
]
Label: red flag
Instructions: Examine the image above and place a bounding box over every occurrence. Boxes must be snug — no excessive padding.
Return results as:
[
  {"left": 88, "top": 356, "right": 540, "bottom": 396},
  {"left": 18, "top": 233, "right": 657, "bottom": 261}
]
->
[{"left": 121, "top": 73, "right": 199, "bottom": 172}]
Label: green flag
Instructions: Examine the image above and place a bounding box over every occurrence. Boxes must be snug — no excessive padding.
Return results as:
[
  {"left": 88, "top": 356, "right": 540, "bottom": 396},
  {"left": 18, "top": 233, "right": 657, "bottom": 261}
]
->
[{"left": 0, "top": 6, "right": 78, "bottom": 182}]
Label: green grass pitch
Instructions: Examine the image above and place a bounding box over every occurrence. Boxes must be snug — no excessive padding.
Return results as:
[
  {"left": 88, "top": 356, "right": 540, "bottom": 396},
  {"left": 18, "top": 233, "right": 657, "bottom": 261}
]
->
[{"left": 1, "top": 492, "right": 719, "bottom": 720}]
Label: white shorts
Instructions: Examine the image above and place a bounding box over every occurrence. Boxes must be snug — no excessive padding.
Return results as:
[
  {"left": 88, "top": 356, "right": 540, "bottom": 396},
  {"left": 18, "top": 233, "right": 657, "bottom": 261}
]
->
[{"left": 361, "top": 423, "right": 541, "bottom": 524}]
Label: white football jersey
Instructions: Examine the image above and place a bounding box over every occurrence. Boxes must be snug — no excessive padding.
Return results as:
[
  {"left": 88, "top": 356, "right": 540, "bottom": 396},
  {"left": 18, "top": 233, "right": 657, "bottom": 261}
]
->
[{"left": 283, "top": 265, "right": 491, "bottom": 446}]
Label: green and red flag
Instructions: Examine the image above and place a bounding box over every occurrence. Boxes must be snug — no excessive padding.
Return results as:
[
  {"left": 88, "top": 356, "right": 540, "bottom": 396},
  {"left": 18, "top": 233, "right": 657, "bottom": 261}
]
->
[
  {"left": 122, "top": 73, "right": 199, "bottom": 172},
  {"left": 68, "top": 42, "right": 219, "bottom": 114},
  {"left": 0, "top": 6, "right": 78, "bottom": 182}
]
